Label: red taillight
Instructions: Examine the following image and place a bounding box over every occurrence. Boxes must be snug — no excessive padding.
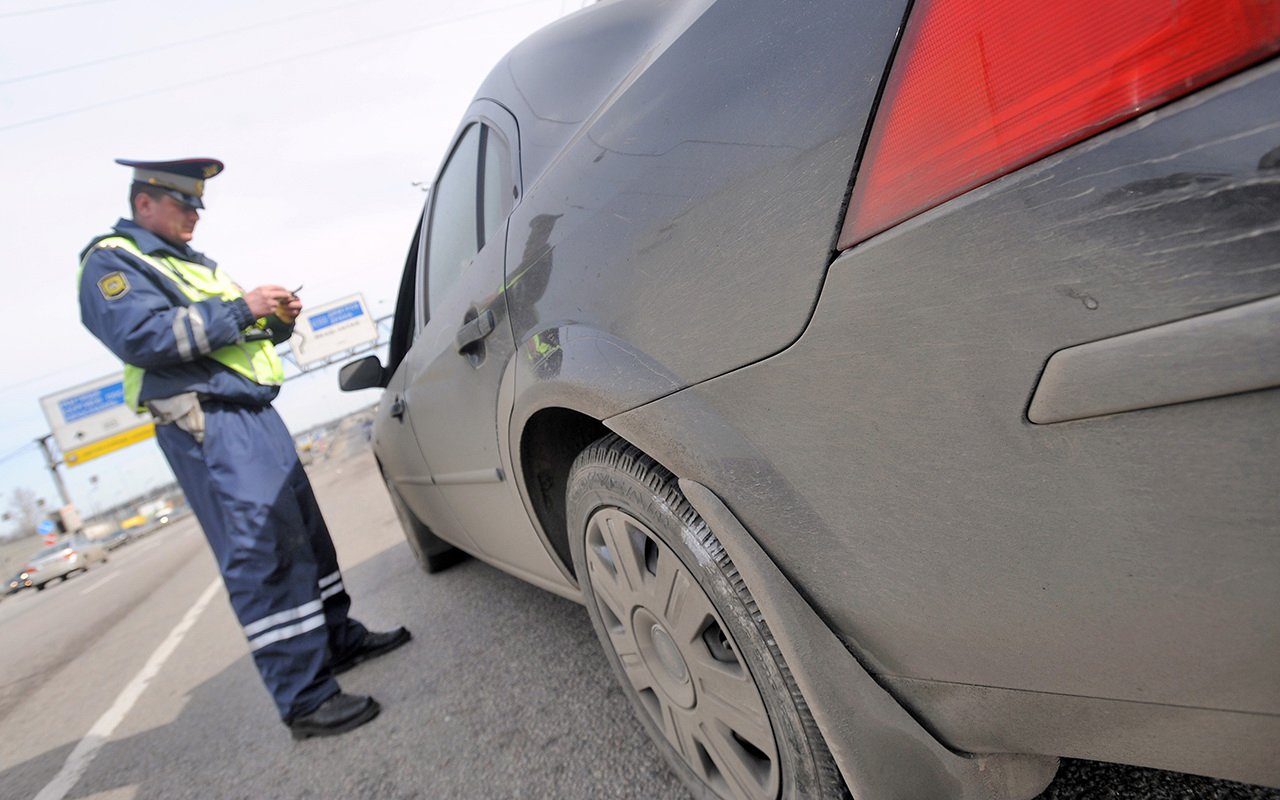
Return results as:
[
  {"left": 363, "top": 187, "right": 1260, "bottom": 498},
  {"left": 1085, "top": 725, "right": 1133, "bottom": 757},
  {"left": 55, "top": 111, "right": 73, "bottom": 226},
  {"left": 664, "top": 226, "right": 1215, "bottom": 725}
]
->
[
  {"left": 839, "top": 0, "right": 1280, "bottom": 248},
  {"left": 63, "top": 551, "right": 76, "bottom": 560}
]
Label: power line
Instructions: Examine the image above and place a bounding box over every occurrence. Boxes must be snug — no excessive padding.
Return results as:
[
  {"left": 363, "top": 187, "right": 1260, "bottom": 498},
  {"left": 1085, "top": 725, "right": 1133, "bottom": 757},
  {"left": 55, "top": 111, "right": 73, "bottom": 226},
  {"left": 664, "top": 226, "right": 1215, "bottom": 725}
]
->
[
  {"left": 0, "top": 0, "right": 400, "bottom": 87},
  {"left": 0, "top": 0, "right": 118, "bottom": 19},
  {"left": 0, "top": 357, "right": 111, "bottom": 394},
  {"left": 0, "top": 0, "right": 551, "bottom": 134},
  {"left": 0, "top": 440, "right": 40, "bottom": 467}
]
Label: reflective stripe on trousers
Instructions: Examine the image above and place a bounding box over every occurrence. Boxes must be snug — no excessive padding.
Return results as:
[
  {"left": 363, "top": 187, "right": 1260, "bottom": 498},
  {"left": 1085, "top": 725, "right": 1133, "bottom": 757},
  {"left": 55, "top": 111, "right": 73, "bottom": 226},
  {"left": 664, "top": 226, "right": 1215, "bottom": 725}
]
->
[{"left": 154, "top": 401, "right": 367, "bottom": 720}]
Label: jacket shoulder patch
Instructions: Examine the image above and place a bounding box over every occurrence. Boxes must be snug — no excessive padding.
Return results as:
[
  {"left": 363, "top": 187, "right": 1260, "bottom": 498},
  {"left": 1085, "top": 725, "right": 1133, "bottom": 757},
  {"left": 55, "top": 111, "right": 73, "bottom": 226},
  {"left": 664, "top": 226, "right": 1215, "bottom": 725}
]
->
[{"left": 98, "top": 271, "right": 130, "bottom": 300}]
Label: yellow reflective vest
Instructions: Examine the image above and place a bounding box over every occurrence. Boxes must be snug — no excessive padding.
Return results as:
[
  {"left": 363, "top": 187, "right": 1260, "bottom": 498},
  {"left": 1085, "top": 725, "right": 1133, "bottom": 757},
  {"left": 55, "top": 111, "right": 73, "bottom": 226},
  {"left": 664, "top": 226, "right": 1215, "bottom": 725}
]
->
[{"left": 79, "top": 236, "right": 285, "bottom": 409}]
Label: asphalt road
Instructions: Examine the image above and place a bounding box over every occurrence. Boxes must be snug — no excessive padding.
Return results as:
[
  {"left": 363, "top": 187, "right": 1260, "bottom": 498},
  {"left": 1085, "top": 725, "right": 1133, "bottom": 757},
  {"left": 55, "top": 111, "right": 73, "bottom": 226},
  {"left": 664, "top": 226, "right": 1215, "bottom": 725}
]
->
[
  {"left": 0, "top": 444, "right": 1276, "bottom": 800},
  {"left": 0, "top": 446, "right": 685, "bottom": 800}
]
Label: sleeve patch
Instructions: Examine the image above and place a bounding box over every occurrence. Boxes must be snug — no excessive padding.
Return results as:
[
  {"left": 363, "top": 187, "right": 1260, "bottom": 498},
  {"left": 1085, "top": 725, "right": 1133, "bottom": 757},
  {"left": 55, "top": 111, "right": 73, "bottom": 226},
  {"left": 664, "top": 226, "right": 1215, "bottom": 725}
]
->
[{"left": 98, "top": 272, "right": 130, "bottom": 300}]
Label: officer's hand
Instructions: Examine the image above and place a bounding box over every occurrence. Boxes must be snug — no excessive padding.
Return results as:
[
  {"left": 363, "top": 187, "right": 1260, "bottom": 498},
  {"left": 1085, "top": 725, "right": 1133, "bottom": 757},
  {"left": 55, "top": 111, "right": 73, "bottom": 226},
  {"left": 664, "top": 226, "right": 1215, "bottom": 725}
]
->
[
  {"left": 244, "top": 285, "right": 292, "bottom": 319},
  {"left": 275, "top": 295, "right": 303, "bottom": 324}
]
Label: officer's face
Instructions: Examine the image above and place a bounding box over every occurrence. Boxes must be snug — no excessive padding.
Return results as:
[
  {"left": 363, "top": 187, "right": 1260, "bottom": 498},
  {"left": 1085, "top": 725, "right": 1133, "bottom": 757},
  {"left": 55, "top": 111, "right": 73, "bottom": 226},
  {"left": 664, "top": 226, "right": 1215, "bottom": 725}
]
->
[{"left": 137, "top": 193, "right": 199, "bottom": 246}]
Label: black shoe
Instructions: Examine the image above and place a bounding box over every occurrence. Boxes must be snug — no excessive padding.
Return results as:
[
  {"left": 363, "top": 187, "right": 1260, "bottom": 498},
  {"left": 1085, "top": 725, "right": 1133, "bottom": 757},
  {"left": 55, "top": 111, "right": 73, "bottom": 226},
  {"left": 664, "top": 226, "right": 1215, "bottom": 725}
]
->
[
  {"left": 330, "top": 626, "right": 412, "bottom": 675},
  {"left": 288, "top": 693, "right": 380, "bottom": 740}
]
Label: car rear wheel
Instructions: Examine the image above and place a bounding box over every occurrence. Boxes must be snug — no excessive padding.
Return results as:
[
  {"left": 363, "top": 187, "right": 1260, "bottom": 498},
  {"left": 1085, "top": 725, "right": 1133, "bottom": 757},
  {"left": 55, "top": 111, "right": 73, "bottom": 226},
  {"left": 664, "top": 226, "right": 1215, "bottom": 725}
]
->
[{"left": 567, "top": 435, "right": 847, "bottom": 800}]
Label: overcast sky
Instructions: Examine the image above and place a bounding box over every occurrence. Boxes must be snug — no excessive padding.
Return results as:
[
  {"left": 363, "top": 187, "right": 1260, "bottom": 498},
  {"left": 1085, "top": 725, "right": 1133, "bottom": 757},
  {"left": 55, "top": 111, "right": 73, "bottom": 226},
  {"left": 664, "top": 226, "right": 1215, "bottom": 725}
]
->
[{"left": 0, "top": 0, "right": 587, "bottom": 530}]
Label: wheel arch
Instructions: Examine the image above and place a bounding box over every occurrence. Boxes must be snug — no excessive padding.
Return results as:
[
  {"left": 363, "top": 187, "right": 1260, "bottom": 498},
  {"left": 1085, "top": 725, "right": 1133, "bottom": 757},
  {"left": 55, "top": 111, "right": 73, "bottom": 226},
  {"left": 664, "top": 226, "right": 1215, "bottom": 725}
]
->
[
  {"left": 506, "top": 322, "right": 687, "bottom": 584},
  {"left": 515, "top": 407, "right": 608, "bottom": 582}
]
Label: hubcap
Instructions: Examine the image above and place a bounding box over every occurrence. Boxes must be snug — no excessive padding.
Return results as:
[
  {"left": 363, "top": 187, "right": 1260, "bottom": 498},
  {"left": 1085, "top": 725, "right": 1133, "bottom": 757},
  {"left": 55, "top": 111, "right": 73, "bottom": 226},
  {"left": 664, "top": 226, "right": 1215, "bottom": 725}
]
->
[
  {"left": 584, "top": 508, "right": 780, "bottom": 800},
  {"left": 634, "top": 608, "right": 695, "bottom": 707},
  {"left": 650, "top": 622, "right": 689, "bottom": 683}
]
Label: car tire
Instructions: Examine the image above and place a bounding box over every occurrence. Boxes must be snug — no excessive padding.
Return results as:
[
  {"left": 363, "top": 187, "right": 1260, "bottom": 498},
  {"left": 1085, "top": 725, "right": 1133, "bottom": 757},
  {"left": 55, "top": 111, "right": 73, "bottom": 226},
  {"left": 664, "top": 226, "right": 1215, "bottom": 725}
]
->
[
  {"left": 382, "top": 472, "right": 467, "bottom": 574},
  {"left": 567, "top": 434, "right": 847, "bottom": 800}
]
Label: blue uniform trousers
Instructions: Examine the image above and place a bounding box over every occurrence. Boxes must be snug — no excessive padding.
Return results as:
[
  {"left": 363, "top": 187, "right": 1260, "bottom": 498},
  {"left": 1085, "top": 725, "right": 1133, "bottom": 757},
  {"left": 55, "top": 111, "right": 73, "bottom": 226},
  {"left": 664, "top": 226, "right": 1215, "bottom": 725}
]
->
[{"left": 154, "top": 400, "right": 367, "bottom": 720}]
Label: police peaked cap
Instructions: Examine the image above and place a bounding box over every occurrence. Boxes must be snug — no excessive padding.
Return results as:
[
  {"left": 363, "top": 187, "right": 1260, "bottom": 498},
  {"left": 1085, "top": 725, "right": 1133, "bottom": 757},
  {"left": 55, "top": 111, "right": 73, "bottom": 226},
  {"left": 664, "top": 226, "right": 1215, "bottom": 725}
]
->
[{"left": 116, "top": 157, "right": 224, "bottom": 209}]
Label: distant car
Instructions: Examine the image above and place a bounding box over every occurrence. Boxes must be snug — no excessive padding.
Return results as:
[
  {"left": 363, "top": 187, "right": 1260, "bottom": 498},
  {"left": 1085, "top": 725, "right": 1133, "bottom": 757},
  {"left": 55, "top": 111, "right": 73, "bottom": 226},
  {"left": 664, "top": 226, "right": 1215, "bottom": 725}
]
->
[
  {"left": 5, "top": 571, "right": 33, "bottom": 595},
  {"left": 24, "top": 537, "right": 108, "bottom": 590},
  {"left": 340, "top": 2, "right": 1279, "bottom": 798},
  {"left": 103, "top": 528, "right": 131, "bottom": 551}
]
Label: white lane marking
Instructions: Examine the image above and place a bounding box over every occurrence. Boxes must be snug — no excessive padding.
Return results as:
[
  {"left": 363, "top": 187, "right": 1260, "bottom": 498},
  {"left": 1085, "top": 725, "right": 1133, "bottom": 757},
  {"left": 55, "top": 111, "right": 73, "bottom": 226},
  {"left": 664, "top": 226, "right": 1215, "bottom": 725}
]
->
[
  {"left": 78, "top": 572, "right": 119, "bottom": 596},
  {"left": 33, "top": 578, "right": 221, "bottom": 800}
]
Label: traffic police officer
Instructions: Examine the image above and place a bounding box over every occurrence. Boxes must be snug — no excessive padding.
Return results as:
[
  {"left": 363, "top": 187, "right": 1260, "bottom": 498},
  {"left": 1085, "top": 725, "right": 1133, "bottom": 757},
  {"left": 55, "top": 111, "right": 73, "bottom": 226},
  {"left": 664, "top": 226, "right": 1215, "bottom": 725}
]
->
[{"left": 78, "top": 158, "right": 410, "bottom": 739}]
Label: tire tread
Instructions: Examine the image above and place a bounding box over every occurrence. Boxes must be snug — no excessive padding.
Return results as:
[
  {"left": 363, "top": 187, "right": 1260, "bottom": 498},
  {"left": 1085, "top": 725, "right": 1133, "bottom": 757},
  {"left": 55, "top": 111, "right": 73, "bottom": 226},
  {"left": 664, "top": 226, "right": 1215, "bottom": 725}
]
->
[{"left": 571, "top": 433, "right": 849, "bottom": 799}]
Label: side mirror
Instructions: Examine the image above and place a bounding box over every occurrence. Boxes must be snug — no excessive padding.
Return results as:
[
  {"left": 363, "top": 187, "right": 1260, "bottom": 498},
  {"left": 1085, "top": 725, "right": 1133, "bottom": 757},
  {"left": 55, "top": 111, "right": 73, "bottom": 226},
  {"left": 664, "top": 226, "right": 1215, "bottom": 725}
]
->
[{"left": 338, "top": 355, "right": 387, "bottom": 391}]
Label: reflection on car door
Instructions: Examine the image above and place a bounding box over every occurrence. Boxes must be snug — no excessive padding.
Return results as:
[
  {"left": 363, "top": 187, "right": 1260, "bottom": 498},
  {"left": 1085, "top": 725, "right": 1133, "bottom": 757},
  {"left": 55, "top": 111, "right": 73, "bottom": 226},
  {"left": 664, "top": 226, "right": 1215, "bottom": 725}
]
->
[{"left": 403, "top": 102, "right": 566, "bottom": 586}]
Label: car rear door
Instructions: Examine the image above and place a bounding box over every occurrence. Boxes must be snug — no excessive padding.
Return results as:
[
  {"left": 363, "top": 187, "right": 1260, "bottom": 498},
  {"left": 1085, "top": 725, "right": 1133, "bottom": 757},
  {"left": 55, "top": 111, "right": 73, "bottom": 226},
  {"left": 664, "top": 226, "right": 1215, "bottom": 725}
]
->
[{"left": 401, "top": 100, "right": 568, "bottom": 587}]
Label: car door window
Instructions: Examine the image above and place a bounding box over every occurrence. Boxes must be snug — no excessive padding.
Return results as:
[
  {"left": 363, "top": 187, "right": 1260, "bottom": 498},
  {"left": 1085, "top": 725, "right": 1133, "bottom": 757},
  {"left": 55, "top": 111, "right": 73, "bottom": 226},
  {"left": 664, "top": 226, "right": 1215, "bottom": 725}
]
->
[
  {"left": 481, "top": 125, "right": 514, "bottom": 241},
  {"left": 389, "top": 209, "right": 424, "bottom": 369},
  {"left": 424, "top": 124, "right": 482, "bottom": 315},
  {"left": 421, "top": 123, "right": 517, "bottom": 317}
]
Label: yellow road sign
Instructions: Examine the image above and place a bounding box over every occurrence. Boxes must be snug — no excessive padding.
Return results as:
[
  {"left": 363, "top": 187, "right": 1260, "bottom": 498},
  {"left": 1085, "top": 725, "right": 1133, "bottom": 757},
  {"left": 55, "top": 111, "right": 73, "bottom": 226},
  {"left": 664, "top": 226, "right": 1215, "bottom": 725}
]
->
[{"left": 63, "top": 422, "right": 156, "bottom": 467}]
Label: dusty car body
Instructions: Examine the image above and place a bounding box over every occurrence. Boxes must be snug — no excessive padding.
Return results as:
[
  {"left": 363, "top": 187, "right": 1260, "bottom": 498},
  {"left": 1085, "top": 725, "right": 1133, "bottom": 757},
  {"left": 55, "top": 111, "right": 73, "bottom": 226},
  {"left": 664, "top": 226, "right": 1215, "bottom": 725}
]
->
[
  {"left": 341, "top": 1, "right": 1280, "bottom": 797},
  {"left": 24, "top": 537, "right": 108, "bottom": 590}
]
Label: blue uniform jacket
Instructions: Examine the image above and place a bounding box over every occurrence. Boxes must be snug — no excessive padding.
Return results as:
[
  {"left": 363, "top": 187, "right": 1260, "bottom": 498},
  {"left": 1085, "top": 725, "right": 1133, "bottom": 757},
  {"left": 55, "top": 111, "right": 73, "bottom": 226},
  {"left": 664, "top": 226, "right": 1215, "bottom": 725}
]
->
[{"left": 79, "top": 219, "right": 291, "bottom": 407}]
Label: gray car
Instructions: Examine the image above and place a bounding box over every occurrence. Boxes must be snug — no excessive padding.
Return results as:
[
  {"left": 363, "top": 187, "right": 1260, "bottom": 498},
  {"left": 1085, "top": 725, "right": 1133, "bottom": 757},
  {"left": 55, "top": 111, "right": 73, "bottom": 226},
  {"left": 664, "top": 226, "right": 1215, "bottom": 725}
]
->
[
  {"left": 340, "top": 2, "right": 1280, "bottom": 798},
  {"left": 24, "top": 537, "right": 108, "bottom": 590}
]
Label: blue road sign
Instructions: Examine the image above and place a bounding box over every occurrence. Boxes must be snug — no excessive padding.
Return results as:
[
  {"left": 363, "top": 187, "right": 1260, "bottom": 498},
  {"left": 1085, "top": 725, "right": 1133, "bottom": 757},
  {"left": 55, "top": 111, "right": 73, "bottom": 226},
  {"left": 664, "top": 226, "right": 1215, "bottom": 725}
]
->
[
  {"left": 58, "top": 381, "right": 126, "bottom": 423},
  {"left": 309, "top": 300, "right": 364, "bottom": 331}
]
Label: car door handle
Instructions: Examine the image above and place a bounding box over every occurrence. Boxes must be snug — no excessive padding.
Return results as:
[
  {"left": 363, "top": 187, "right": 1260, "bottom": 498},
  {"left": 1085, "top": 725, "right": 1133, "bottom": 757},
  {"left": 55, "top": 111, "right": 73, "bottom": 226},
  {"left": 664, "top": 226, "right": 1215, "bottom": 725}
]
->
[
  {"left": 455, "top": 309, "right": 496, "bottom": 354},
  {"left": 389, "top": 395, "right": 406, "bottom": 420}
]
